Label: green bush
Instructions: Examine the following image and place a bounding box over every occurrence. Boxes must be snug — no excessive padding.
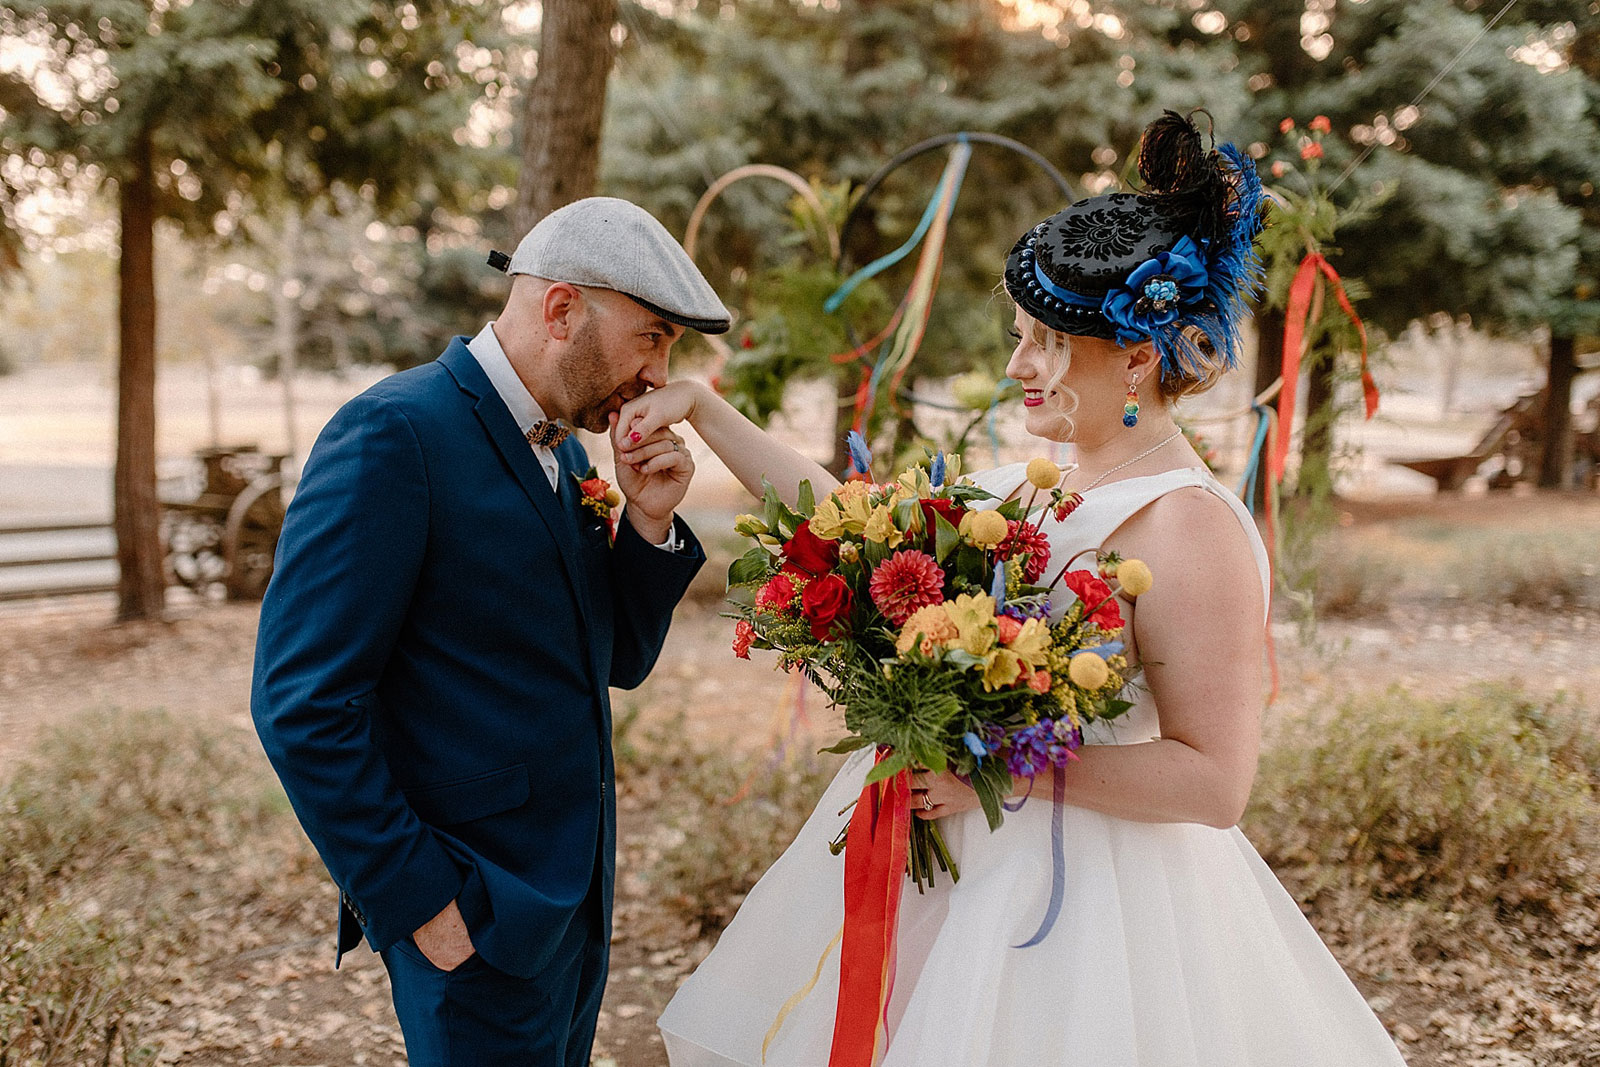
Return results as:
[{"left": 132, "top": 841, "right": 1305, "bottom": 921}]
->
[
  {"left": 0, "top": 343, "right": 15, "bottom": 378},
  {"left": 1246, "top": 685, "right": 1600, "bottom": 910}
]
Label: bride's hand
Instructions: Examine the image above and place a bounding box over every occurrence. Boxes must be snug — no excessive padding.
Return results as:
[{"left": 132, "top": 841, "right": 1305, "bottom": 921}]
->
[
  {"left": 910, "top": 770, "right": 982, "bottom": 820},
  {"left": 614, "top": 380, "right": 707, "bottom": 457}
]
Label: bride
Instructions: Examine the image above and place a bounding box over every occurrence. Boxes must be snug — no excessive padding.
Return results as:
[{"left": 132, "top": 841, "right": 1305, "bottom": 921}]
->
[{"left": 614, "top": 111, "right": 1408, "bottom": 1066}]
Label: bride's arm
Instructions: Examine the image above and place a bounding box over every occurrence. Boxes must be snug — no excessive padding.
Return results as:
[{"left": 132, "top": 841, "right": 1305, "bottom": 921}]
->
[
  {"left": 615, "top": 380, "right": 841, "bottom": 507},
  {"left": 916, "top": 488, "right": 1266, "bottom": 829}
]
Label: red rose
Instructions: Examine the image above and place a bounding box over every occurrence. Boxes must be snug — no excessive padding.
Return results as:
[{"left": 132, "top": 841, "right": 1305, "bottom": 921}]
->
[
  {"left": 732, "top": 619, "right": 755, "bottom": 659},
  {"left": 580, "top": 477, "right": 607, "bottom": 500},
  {"left": 756, "top": 572, "right": 799, "bottom": 614},
  {"left": 1060, "top": 569, "right": 1124, "bottom": 631},
  {"left": 921, "top": 502, "right": 966, "bottom": 547},
  {"left": 800, "top": 573, "right": 854, "bottom": 642},
  {"left": 782, "top": 520, "right": 840, "bottom": 577}
]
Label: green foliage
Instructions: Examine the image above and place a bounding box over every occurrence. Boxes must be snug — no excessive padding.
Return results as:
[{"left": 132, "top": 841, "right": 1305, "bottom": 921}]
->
[
  {"left": 0, "top": 339, "right": 15, "bottom": 377},
  {"left": 1246, "top": 685, "right": 1600, "bottom": 910}
]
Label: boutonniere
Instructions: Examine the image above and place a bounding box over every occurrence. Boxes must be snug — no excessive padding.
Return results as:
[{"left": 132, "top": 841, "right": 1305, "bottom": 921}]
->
[{"left": 574, "top": 467, "right": 622, "bottom": 541}]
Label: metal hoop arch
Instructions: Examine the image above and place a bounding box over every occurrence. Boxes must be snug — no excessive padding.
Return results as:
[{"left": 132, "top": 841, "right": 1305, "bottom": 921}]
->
[{"left": 834, "top": 131, "right": 1076, "bottom": 275}]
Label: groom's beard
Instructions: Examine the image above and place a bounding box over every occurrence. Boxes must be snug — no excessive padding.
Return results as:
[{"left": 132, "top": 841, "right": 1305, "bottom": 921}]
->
[{"left": 560, "top": 317, "right": 648, "bottom": 433}]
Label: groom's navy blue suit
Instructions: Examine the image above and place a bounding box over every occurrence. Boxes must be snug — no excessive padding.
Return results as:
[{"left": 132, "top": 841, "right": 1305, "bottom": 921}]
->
[{"left": 252, "top": 338, "right": 704, "bottom": 1064}]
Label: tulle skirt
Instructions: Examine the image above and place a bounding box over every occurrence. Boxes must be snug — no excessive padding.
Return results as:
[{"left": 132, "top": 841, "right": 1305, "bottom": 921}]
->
[{"left": 658, "top": 748, "right": 1408, "bottom": 1067}]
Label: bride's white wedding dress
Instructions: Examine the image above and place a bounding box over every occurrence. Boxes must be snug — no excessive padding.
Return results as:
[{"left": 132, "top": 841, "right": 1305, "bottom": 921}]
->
[{"left": 659, "top": 463, "right": 1408, "bottom": 1066}]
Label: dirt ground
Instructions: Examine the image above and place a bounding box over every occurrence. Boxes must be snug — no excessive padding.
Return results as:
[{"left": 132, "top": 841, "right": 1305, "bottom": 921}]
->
[{"left": 1, "top": 492, "right": 1598, "bottom": 1066}]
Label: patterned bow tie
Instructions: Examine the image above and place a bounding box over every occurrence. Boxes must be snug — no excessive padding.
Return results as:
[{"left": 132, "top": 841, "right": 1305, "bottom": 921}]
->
[{"left": 525, "top": 420, "right": 570, "bottom": 450}]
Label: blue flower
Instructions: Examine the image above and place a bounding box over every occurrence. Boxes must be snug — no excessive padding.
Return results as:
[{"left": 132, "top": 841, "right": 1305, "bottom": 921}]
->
[
  {"left": 990, "top": 562, "right": 1008, "bottom": 611},
  {"left": 1080, "top": 640, "right": 1125, "bottom": 658},
  {"left": 846, "top": 431, "right": 873, "bottom": 478},
  {"left": 1100, "top": 235, "right": 1210, "bottom": 347},
  {"left": 930, "top": 451, "right": 946, "bottom": 488},
  {"left": 963, "top": 731, "right": 987, "bottom": 763}
]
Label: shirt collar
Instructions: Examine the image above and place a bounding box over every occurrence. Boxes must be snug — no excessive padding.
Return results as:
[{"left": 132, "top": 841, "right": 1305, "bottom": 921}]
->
[{"left": 466, "top": 321, "right": 548, "bottom": 436}]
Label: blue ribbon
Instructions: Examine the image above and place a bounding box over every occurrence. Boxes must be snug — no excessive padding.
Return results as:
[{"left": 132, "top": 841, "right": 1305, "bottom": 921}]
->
[
  {"left": 1014, "top": 765, "right": 1067, "bottom": 948},
  {"left": 1236, "top": 404, "right": 1272, "bottom": 510},
  {"left": 823, "top": 134, "right": 972, "bottom": 316}
]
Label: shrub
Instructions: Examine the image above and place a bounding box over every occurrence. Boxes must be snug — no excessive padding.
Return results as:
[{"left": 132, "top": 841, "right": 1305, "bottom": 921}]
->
[{"left": 1245, "top": 685, "right": 1600, "bottom": 910}]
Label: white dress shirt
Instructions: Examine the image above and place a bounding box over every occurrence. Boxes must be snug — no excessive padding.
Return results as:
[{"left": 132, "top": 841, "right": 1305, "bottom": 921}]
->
[{"left": 465, "top": 321, "right": 680, "bottom": 551}]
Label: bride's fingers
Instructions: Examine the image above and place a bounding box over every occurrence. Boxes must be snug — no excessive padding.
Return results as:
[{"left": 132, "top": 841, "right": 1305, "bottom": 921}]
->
[{"left": 617, "top": 439, "right": 680, "bottom": 468}]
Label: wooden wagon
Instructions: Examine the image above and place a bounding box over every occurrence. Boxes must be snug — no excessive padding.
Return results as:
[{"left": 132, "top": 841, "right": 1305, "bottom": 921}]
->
[{"left": 160, "top": 446, "right": 287, "bottom": 600}]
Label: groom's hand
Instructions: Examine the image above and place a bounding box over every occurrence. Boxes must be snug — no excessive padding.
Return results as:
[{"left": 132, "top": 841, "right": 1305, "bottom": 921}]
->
[
  {"left": 610, "top": 410, "right": 693, "bottom": 544},
  {"left": 412, "top": 899, "right": 475, "bottom": 972}
]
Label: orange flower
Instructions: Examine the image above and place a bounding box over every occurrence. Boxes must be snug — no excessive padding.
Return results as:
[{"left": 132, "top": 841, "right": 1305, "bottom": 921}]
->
[
  {"left": 1028, "top": 669, "right": 1052, "bottom": 694},
  {"left": 1309, "top": 115, "right": 1332, "bottom": 133},
  {"left": 1279, "top": 117, "right": 1295, "bottom": 134},
  {"left": 1300, "top": 141, "right": 1324, "bottom": 161},
  {"left": 733, "top": 619, "right": 755, "bottom": 659}
]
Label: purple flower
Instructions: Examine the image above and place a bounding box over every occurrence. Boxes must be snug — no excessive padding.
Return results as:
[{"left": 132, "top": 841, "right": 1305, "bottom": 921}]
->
[{"left": 1001, "top": 596, "right": 1052, "bottom": 622}]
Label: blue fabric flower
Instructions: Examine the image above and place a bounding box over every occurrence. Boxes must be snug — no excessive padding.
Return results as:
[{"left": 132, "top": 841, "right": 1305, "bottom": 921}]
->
[{"left": 1099, "top": 235, "right": 1210, "bottom": 347}]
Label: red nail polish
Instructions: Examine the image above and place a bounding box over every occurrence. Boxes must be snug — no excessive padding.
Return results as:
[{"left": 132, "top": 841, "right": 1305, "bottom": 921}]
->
[{"left": 630, "top": 431, "right": 641, "bottom": 443}]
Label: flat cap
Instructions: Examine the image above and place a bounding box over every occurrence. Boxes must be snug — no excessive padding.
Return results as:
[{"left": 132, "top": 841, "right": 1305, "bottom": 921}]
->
[{"left": 493, "top": 197, "right": 731, "bottom": 335}]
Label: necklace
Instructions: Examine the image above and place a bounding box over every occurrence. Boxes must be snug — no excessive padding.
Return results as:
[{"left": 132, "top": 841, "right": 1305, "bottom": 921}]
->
[{"left": 1081, "top": 429, "right": 1184, "bottom": 491}]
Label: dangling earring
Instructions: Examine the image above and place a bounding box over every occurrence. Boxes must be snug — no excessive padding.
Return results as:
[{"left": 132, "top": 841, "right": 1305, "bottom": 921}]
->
[{"left": 1122, "top": 376, "right": 1140, "bottom": 428}]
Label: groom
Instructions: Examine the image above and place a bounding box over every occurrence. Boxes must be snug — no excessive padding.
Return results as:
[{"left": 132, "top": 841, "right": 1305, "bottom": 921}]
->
[{"left": 252, "top": 198, "right": 726, "bottom": 1065}]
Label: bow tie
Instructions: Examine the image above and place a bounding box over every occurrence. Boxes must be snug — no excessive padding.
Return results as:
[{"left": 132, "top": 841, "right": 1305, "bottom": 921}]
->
[{"left": 525, "top": 420, "right": 571, "bottom": 450}]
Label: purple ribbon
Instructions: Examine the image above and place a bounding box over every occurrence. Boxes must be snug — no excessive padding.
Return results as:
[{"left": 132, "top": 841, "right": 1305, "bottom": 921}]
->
[{"left": 1013, "top": 765, "right": 1066, "bottom": 948}]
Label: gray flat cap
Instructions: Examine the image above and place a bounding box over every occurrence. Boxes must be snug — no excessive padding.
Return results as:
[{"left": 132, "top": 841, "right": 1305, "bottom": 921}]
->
[{"left": 491, "top": 197, "right": 731, "bottom": 335}]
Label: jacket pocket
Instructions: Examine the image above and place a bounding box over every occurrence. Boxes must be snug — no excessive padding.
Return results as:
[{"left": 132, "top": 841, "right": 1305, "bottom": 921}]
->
[{"left": 404, "top": 763, "right": 530, "bottom": 826}]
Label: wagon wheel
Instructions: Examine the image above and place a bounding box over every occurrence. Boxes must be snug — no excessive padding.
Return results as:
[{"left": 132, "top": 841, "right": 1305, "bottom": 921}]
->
[{"left": 223, "top": 473, "right": 286, "bottom": 600}]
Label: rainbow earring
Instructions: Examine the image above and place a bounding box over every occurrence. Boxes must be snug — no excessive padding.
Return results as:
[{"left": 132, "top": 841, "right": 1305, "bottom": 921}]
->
[{"left": 1123, "top": 378, "right": 1140, "bottom": 428}]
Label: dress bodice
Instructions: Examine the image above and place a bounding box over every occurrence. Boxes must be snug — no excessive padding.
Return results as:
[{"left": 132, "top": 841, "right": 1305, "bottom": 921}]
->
[{"left": 969, "top": 462, "right": 1270, "bottom": 747}]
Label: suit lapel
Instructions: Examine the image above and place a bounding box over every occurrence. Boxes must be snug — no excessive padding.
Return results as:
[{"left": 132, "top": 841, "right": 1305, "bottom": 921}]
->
[{"left": 439, "top": 340, "right": 590, "bottom": 630}]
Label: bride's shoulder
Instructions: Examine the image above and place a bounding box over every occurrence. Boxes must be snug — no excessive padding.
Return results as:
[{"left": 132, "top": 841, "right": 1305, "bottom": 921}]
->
[{"left": 1119, "top": 481, "right": 1258, "bottom": 574}]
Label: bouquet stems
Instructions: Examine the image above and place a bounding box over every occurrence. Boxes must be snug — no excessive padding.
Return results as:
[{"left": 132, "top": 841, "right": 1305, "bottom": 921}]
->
[{"left": 909, "top": 818, "right": 960, "bottom": 892}]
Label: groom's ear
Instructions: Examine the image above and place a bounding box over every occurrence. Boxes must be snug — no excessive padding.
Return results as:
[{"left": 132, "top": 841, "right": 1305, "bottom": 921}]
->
[{"left": 542, "top": 282, "right": 582, "bottom": 342}]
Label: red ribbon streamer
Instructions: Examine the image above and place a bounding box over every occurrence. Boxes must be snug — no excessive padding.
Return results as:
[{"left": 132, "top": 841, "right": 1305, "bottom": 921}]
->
[
  {"left": 1272, "top": 252, "right": 1379, "bottom": 483},
  {"left": 829, "top": 754, "right": 911, "bottom": 1067}
]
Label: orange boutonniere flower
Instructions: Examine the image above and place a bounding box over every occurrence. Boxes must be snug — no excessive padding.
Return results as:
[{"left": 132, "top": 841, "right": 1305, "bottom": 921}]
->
[{"left": 573, "top": 466, "right": 619, "bottom": 541}]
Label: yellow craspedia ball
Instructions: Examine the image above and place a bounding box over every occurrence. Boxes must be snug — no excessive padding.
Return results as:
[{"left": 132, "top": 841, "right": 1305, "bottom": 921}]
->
[
  {"left": 960, "top": 509, "right": 1009, "bottom": 548},
  {"left": 604, "top": 488, "right": 623, "bottom": 509},
  {"left": 1068, "top": 652, "right": 1110, "bottom": 690},
  {"left": 1116, "top": 559, "right": 1153, "bottom": 597},
  {"left": 1025, "top": 458, "right": 1062, "bottom": 491}
]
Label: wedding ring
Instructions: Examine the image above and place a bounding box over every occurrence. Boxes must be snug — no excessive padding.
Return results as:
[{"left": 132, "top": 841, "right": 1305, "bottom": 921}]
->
[{"left": 921, "top": 794, "right": 934, "bottom": 811}]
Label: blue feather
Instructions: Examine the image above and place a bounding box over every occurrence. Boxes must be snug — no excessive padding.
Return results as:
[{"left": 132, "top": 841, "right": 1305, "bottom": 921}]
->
[
  {"left": 845, "top": 431, "right": 873, "bottom": 478},
  {"left": 930, "top": 451, "right": 946, "bottom": 489}
]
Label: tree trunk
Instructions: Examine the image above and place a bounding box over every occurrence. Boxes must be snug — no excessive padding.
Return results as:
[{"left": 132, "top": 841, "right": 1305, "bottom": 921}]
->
[
  {"left": 1250, "top": 306, "right": 1285, "bottom": 515},
  {"left": 1538, "top": 332, "right": 1577, "bottom": 489},
  {"left": 273, "top": 206, "right": 303, "bottom": 467},
  {"left": 114, "top": 131, "right": 166, "bottom": 621},
  {"left": 513, "top": 0, "right": 617, "bottom": 236}
]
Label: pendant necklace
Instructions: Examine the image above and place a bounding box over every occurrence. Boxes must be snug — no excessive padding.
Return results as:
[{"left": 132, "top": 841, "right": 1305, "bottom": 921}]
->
[{"left": 1081, "top": 429, "right": 1184, "bottom": 492}]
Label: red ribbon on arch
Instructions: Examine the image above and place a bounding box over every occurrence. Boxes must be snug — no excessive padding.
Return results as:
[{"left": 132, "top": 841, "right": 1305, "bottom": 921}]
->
[{"left": 1272, "top": 251, "right": 1379, "bottom": 483}]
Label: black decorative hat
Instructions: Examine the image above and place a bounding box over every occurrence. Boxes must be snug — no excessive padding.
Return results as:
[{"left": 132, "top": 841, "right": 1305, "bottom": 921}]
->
[{"left": 1004, "top": 111, "right": 1267, "bottom": 380}]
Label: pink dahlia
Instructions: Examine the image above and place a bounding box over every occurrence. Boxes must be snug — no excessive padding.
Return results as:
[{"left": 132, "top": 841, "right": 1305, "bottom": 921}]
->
[
  {"left": 868, "top": 550, "right": 946, "bottom": 626},
  {"left": 998, "top": 520, "right": 1051, "bottom": 583}
]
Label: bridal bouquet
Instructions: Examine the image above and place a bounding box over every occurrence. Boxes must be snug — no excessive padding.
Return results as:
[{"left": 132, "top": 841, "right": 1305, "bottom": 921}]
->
[{"left": 726, "top": 435, "right": 1153, "bottom": 889}]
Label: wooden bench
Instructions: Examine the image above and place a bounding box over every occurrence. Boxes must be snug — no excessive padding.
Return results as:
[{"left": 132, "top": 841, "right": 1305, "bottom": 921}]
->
[{"left": 1393, "top": 390, "right": 1544, "bottom": 492}]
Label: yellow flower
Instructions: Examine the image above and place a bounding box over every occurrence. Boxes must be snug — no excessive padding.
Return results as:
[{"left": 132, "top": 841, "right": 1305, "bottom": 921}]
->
[
  {"left": 808, "top": 499, "right": 847, "bottom": 540},
  {"left": 1116, "top": 559, "right": 1153, "bottom": 597},
  {"left": 945, "top": 592, "right": 997, "bottom": 657},
  {"left": 862, "top": 505, "right": 904, "bottom": 548},
  {"left": 1068, "top": 652, "right": 1110, "bottom": 690},
  {"left": 604, "top": 487, "right": 623, "bottom": 509},
  {"left": 838, "top": 541, "right": 861, "bottom": 564},
  {"left": 982, "top": 649, "right": 1025, "bottom": 691},
  {"left": 944, "top": 453, "right": 963, "bottom": 483},
  {"left": 896, "top": 603, "right": 958, "bottom": 656},
  {"left": 897, "top": 466, "right": 932, "bottom": 499},
  {"left": 959, "top": 509, "right": 1008, "bottom": 549},
  {"left": 733, "top": 513, "right": 768, "bottom": 537},
  {"left": 840, "top": 492, "right": 875, "bottom": 532},
  {"left": 1025, "top": 458, "right": 1062, "bottom": 490},
  {"left": 1006, "top": 617, "right": 1051, "bottom": 669}
]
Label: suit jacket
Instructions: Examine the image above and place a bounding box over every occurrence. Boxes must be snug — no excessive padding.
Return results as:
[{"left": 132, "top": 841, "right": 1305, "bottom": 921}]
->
[{"left": 251, "top": 337, "right": 704, "bottom": 980}]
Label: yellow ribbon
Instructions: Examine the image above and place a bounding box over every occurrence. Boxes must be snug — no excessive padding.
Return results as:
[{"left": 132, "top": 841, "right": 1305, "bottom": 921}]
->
[{"left": 762, "top": 923, "right": 845, "bottom": 1064}]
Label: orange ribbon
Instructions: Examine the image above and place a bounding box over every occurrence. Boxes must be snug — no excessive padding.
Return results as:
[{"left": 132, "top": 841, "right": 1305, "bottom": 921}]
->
[
  {"left": 828, "top": 753, "right": 912, "bottom": 1067},
  {"left": 1272, "top": 252, "right": 1379, "bottom": 483}
]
